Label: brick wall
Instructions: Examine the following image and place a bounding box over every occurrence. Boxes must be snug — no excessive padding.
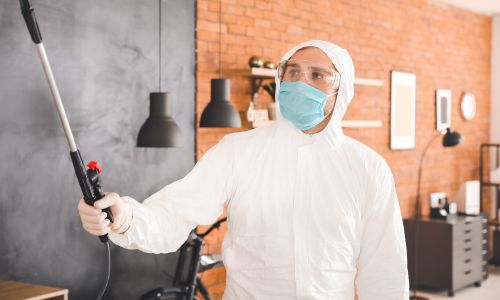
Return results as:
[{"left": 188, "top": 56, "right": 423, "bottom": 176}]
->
[{"left": 195, "top": 0, "right": 492, "bottom": 298}]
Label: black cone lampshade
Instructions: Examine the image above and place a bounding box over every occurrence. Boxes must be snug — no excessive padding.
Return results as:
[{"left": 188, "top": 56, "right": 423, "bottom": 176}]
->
[
  {"left": 137, "top": 92, "right": 183, "bottom": 147},
  {"left": 442, "top": 128, "right": 463, "bottom": 147},
  {"left": 200, "top": 78, "right": 241, "bottom": 128}
]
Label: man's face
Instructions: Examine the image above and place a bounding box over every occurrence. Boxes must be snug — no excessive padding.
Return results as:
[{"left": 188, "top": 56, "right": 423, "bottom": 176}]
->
[{"left": 285, "top": 47, "right": 339, "bottom": 116}]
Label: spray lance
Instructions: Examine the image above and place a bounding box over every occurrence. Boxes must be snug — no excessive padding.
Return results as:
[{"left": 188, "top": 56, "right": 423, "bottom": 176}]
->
[{"left": 20, "top": 0, "right": 113, "bottom": 298}]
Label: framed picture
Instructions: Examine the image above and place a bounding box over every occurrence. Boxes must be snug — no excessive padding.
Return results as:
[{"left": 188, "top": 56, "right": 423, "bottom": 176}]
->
[
  {"left": 390, "top": 71, "right": 416, "bottom": 150},
  {"left": 436, "top": 89, "right": 451, "bottom": 131}
]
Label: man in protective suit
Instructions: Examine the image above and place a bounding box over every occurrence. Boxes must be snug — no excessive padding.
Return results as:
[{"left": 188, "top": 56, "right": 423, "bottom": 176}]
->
[{"left": 78, "top": 40, "right": 409, "bottom": 299}]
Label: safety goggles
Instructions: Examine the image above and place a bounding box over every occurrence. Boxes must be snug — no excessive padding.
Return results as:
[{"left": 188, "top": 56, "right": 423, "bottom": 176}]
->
[{"left": 278, "top": 59, "right": 341, "bottom": 92}]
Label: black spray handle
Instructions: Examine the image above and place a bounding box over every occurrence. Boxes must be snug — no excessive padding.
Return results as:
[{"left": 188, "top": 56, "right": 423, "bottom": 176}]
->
[{"left": 70, "top": 150, "right": 113, "bottom": 243}]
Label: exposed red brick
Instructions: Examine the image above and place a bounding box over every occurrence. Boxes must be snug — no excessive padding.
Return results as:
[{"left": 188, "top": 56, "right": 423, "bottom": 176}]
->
[{"left": 195, "top": 0, "right": 492, "bottom": 298}]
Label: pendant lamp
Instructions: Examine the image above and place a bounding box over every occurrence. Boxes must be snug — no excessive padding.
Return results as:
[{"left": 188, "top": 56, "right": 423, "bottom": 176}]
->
[
  {"left": 137, "top": 0, "right": 183, "bottom": 147},
  {"left": 199, "top": 0, "right": 241, "bottom": 128}
]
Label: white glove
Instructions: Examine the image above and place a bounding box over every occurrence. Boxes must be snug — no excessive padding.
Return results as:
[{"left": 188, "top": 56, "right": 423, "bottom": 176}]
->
[{"left": 77, "top": 192, "right": 133, "bottom": 236}]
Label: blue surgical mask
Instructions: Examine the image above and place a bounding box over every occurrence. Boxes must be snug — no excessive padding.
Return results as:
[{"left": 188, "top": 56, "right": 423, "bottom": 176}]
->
[{"left": 278, "top": 81, "right": 333, "bottom": 131}]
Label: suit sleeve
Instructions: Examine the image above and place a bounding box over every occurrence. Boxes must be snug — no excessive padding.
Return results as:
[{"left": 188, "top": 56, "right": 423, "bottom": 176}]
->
[
  {"left": 356, "top": 160, "right": 409, "bottom": 299},
  {"left": 108, "top": 136, "right": 235, "bottom": 253}
]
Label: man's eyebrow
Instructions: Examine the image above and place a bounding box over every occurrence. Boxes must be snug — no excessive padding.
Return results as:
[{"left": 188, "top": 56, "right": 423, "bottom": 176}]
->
[
  {"left": 286, "top": 61, "right": 334, "bottom": 72},
  {"left": 286, "top": 62, "right": 301, "bottom": 68},
  {"left": 310, "top": 65, "right": 334, "bottom": 73}
]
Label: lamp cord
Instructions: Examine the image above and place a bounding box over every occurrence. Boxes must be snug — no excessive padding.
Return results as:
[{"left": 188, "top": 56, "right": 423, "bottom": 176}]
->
[
  {"left": 411, "top": 132, "right": 441, "bottom": 299},
  {"left": 218, "top": 0, "right": 222, "bottom": 78},
  {"left": 159, "top": 0, "right": 162, "bottom": 92},
  {"left": 415, "top": 133, "right": 441, "bottom": 219}
]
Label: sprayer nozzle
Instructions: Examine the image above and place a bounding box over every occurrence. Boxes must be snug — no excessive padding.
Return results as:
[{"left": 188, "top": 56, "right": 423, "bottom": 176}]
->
[
  {"left": 19, "top": 0, "right": 42, "bottom": 44},
  {"left": 19, "top": 0, "right": 31, "bottom": 11}
]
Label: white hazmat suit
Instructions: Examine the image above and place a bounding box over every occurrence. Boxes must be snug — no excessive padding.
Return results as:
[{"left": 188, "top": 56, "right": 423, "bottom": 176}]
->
[{"left": 110, "top": 40, "right": 410, "bottom": 299}]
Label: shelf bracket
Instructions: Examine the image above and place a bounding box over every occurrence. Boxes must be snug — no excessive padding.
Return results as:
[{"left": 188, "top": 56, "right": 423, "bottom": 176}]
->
[{"left": 251, "top": 78, "right": 265, "bottom": 104}]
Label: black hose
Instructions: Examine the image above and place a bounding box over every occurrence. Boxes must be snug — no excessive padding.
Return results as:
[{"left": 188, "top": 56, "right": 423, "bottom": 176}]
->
[{"left": 96, "top": 241, "right": 111, "bottom": 300}]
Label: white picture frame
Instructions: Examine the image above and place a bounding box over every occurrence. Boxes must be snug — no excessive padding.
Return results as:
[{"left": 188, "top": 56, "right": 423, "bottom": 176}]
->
[
  {"left": 436, "top": 89, "right": 451, "bottom": 131},
  {"left": 390, "top": 71, "right": 416, "bottom": 150}
]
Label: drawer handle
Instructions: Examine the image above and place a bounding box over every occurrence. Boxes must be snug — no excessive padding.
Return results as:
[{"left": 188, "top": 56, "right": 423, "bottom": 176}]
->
[
  {"left": 464, "top": 247, "right": 472, "bottom": 252},
  {"left": 464, "top": 229, "right": 472, "bottom": 234},
  {"left": 464, "top": 238, "right": 471, "bottom": 243},
  {"left": 464, "top": 270, "right": 471, "bottom": 275},
  {"left": 464, "top": 259, "right": 472, "bottom": 263}
]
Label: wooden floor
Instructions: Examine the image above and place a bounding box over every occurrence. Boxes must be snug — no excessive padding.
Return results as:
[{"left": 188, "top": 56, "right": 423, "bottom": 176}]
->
[{"left": 417, "top": 266, "right": 500, "bottom": 299}]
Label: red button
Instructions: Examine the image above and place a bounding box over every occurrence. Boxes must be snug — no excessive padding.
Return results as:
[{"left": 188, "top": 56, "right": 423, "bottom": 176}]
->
[{"left": 87, "top": 161, "right": 102, "bottom": 174}]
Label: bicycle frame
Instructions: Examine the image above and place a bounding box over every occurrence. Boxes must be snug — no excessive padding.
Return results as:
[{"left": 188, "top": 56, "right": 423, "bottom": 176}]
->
[{"left": 140, "top": 218, "right": 227, "bottom": 300}]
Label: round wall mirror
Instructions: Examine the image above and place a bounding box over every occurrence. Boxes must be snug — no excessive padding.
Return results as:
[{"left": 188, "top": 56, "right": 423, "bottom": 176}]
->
[{"left": 460, "top": 92, "right": 476, "bottom": 121}]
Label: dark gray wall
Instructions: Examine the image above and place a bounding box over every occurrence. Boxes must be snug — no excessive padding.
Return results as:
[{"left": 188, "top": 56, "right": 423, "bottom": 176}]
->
[{"left": 0, "top": 1, "right": 195, "bottom": 299}]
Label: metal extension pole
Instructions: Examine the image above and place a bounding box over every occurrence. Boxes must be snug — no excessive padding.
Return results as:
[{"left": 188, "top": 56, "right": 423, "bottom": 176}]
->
[
  {"left": 20, "top": 0, "right": 76, "bottom": 152},
  {"left": 35, "top": 44, "right": 77, "bottom": 152}
]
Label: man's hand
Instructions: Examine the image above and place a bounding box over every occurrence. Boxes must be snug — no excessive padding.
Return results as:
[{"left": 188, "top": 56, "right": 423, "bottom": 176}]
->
[{"left": 77, "top": 192, "right": 132, "bottom": 236}]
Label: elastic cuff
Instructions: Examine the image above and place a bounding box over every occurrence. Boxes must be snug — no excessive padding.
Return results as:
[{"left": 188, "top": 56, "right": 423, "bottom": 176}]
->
[
  {"left": 109, "top": 196, "right": 145, "bottom": 248},
  {"left": 117, "top": 196, "right": 134, "bottom": 234}
]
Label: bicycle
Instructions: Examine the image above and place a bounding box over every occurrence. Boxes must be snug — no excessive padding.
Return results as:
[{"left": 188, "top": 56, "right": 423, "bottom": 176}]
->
[{"left": 140, "top": 217, "right": 227, "bottom": 300}]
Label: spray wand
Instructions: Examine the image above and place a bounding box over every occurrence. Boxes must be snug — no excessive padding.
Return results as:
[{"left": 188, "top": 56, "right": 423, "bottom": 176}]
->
[
  {"left": 19, "top": 0, "right": 113, "bottom": 241},
  {"left": 20, "top": 0, "right": 112, "bottom": 298}
]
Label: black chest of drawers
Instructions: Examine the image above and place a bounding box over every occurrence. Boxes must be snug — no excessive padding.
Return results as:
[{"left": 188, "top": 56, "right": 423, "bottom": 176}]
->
[{"left": 404, "top": 216, "right": 483, "bottom": 297}]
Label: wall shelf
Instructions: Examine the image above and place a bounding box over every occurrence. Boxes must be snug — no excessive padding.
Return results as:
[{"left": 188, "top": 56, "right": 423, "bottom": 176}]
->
[
  {"left": 223, "top": 68, "right": 275, "bottom": 103},
  {"left": 341, "top": 120, "right": 383, "bottom": 128},
  {"left": 250, "top": 120, "right": 383, "bottom": 128},
  {"left": 224, "top": 68, "right": 384, "bottom": 85},
  {"left": 353, "top": 78, "right": 383, "bottom": 87},
  {"left": 222, "top": 67, "right": 275, "bottom": 78}
]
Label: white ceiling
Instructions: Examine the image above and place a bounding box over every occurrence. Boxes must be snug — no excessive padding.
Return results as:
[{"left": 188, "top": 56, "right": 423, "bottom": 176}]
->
[{"left": 434, "top": 0, "right": 500, "bottom": 15}]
